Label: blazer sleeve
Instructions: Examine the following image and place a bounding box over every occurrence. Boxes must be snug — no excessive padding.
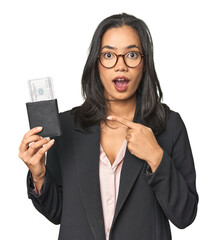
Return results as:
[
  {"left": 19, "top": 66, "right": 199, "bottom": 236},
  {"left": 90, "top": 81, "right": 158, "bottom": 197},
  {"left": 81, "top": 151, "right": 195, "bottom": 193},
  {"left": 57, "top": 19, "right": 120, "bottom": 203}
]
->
[
  {"left": 26, "top": 135, "right": 62, "bottom": 225},
  {"left": 144, "top": 113, "right": 199, "bottom": 229}
]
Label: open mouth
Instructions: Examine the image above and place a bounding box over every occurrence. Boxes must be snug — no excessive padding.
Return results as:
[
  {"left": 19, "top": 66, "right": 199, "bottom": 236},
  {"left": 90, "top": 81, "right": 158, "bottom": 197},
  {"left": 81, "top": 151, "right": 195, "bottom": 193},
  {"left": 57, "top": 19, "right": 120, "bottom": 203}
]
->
[
  {"left": 113, "top": 79, "right": 129, "bottom": 86},
  {"left": 112, "top": 78, "right": 130, "bottom": 91}
]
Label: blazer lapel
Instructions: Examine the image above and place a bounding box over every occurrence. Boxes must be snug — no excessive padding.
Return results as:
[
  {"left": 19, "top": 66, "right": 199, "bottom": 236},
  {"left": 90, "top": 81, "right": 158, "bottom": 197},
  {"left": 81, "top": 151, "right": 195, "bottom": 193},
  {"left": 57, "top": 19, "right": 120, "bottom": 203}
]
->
[
  {"left": 110, "top": 94, "right": 147, "bottom": 231},
  {"left": 74, "top": 93, "right": 147, "bottom": 240},
  {"left": 110, "top": 147, "right": 146, "bottom": 232},
  {"left": 74, "top": 123, "right": 106, "bottom": 240}
]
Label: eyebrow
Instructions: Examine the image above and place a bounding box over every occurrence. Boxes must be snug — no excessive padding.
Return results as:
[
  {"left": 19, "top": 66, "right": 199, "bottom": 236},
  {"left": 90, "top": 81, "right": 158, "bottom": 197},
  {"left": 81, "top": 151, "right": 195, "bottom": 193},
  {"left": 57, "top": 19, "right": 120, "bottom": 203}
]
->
[{"left": 101, "top": 44, "right": 140, "bottom": 51}]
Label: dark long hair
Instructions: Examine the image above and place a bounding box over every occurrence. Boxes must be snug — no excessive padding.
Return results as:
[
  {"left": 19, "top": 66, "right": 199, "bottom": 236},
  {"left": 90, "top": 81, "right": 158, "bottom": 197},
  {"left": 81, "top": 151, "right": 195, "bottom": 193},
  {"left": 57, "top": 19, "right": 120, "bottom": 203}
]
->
[{"left": 71, "top": 13, "right": 171, "bottom": 136}]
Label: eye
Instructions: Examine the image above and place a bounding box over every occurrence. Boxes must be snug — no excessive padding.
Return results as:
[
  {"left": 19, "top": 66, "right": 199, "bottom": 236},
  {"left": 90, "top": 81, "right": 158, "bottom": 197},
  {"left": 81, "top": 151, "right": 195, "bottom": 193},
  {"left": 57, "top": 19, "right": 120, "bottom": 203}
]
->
[
  {"left": 102, "top": 52, "right": 115, "bottom": 59},
  {"left": 127, "top": 52, "right": 139, "bottom": 59}
]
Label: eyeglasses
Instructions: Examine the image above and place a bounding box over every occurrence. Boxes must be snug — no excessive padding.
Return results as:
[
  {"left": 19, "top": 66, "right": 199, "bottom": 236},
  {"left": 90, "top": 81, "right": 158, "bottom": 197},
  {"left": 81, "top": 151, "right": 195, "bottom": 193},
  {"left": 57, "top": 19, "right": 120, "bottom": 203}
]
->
[{"left": 98, "top": 51, "right": 144, "bottom": 69}]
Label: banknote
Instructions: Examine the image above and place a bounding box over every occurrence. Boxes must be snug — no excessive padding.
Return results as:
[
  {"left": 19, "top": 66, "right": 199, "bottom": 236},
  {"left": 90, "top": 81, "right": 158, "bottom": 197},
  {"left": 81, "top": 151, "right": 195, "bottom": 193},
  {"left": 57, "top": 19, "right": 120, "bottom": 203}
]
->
[{"left": 28, "top": 77, "right": 55, "bottom": 102}]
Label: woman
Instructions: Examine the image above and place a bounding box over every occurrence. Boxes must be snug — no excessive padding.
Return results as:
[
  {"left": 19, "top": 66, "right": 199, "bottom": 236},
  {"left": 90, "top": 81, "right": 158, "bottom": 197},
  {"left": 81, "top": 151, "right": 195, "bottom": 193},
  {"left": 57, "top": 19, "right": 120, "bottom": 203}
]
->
[{"left": 18, "top": 13, "right": 199, "bottom": 240}]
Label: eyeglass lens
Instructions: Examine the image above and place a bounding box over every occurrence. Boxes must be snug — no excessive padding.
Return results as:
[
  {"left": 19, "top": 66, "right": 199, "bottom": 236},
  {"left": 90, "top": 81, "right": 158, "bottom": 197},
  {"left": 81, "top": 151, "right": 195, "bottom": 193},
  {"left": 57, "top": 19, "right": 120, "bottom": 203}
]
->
[{"left": 99, "top": 51, "right": 142, "bottom": 68}]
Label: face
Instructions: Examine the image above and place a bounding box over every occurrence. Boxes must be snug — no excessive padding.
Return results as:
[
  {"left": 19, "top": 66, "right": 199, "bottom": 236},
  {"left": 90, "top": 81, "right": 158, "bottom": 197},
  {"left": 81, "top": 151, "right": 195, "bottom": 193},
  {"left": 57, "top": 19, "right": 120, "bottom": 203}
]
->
[{"left": 98, "top": 26, "right": 144, "bottom": 101}]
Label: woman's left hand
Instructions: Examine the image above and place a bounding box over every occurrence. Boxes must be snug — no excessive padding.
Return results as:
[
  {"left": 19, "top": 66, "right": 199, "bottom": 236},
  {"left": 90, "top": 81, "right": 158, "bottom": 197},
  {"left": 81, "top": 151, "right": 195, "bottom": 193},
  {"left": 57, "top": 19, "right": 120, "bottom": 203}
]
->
[{"left": 107, "top": 115, "right": 164, "bottom": 172}]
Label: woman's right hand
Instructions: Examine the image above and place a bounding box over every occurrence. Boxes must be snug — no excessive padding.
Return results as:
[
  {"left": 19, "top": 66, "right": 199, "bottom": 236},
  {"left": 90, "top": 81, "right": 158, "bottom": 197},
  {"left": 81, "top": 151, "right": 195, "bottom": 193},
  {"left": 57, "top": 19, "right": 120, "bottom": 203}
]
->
[{"left": 18, "top": 126, "right": 55, "bottom": 192}]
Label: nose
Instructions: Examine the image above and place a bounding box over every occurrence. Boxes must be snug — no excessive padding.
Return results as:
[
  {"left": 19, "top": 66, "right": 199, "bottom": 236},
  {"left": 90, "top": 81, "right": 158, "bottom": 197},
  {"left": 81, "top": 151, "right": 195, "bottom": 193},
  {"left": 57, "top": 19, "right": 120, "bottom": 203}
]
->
[{"left": 114, "top": 55, "right": 128, "bottom": 72}]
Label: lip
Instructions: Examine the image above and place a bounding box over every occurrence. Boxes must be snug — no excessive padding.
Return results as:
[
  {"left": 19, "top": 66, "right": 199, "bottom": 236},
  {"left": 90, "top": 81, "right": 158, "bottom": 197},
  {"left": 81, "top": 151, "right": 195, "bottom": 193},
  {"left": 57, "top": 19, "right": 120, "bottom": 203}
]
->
[
  {"left": 112, "top": 76, "right": 130, "bottom": 82},
  {"left": 112, "top": 76, "right": 130, "bottom": 92}
]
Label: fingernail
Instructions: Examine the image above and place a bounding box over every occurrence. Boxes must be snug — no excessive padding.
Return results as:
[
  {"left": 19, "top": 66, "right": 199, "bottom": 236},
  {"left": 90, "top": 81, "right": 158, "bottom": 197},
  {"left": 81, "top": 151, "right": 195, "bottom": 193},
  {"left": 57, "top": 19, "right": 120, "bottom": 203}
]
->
[
  {"left": 45, "top": 137, "right": 50, "bottom": 141},
  {"left": 49, "top": 139, "right": 55, "bottom": 144},
  {"left": 107, "top": 116, "right": 112, "bottom": 120},
  {"left": 37, "top": 126, "right": 43, "bottom": 131},
  {"left": 40, "top": 136, "right": 43, "bottom": 139}
]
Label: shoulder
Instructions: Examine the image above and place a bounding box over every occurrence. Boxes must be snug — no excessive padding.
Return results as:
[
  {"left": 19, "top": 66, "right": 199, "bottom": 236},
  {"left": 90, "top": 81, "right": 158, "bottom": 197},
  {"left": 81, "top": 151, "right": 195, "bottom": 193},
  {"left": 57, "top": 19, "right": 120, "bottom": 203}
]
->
[
  {"left": 167, "top": 110, "right": 184, "bottom": 129},
  {"left": 59, "top": 109, "right": 74, "bottom": 121},
  {"left": 156, "top": 109, "right": 190, "bottom": 155},
  {"left": 58, "top": 108, "right": 78, "bottom": 129},
  {"left": 59, "top": 110, "right": 74, "bottom": 123},
  {"left": 59, "top": 104, "right": 81, "bottom": 119},
  {"left": 54, "top": 108, "right": 81, "bottom": 141},
  {"left": 158, "top": 109, "right": 187, "bottom": 138}
]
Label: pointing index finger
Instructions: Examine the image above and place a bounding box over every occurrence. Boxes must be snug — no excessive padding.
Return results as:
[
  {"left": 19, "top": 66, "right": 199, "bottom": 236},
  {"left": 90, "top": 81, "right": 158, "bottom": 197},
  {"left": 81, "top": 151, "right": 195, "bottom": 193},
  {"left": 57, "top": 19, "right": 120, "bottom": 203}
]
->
[{"left": 107, "top": 116, "right": 136, "bottom": 129}]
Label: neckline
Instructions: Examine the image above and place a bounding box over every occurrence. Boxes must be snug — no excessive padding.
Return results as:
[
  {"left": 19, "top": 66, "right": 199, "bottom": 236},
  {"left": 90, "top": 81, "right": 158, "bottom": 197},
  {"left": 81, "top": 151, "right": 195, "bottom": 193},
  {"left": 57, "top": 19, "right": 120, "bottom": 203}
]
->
[{"left": 100, "top": 139, "right": 127, "bottom": 167}]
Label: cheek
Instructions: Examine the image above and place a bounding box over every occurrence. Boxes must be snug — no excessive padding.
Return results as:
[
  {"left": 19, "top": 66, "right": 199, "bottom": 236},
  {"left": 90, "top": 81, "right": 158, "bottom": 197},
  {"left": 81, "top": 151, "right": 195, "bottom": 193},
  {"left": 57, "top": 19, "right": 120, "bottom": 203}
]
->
[{"left": 98, "top": 64, "right": 110, "bottom": 86}]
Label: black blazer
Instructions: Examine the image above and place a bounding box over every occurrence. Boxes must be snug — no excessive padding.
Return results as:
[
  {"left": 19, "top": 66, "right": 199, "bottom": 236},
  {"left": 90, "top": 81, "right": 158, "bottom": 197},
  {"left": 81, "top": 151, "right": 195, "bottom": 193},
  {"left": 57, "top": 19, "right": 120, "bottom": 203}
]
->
[{"left": 27, "top": 95, "right": 199, "bottom": 240}]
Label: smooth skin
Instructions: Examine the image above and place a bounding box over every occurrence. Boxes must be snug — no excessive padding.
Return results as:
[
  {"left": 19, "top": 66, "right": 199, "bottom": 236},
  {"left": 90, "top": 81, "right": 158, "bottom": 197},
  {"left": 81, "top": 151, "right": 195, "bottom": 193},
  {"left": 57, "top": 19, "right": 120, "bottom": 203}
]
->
[
  {"left": 107, "top": 116, "right": 163, "bottom": 172},
  {"left": 18, "top": 126, "right": 55, "bottom": 193},
  {"left": 99, "top": 26, "right": 163, "bottom": 171},
  {"left": 99, "top": 26, "right": 146, "bottom": 165},
  {"left": 18, "top": 26, "right": 162, "bottom": 195},
  {"left": 98, "top": 26, "right": 144, "bottom": 103}
]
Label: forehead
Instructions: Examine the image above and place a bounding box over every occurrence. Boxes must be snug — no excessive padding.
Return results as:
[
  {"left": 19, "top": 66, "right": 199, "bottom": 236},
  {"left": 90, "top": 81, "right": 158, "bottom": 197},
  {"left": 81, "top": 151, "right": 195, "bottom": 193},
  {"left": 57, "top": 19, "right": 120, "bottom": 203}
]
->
[{"left": 101, "top": 26, "right": 142, "bottom": 50}]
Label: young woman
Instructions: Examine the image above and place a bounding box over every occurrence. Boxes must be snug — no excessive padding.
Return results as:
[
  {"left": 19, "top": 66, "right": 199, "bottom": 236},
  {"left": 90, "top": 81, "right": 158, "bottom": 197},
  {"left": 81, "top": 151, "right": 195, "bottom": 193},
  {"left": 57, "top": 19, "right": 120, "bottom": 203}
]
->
[{"left": 18, "top": 13, "right": 199, "bottom": 240}]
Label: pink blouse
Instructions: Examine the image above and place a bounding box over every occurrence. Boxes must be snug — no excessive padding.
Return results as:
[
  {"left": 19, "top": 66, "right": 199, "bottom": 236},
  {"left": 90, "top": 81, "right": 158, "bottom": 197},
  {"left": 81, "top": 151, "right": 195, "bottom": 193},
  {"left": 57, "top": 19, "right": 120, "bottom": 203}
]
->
[{"left": 99, "top": 139, "right": 128, "bottom": 240}]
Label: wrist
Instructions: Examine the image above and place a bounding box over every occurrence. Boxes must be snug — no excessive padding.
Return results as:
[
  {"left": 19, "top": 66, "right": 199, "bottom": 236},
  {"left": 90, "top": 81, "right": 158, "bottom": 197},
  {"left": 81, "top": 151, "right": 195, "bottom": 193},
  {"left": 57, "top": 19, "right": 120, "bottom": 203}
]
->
[
  {"left": 33, "top": 175, "right": 45, "bottom": 184},
  {"left": 32, "top": 167, "right": 46, "bottom": 183},
  {"left": 149, "top": 148, "right": 163, "bottom": 173},
  {"left": 32, "top": 167, "right": 46, "bottom": 194}
]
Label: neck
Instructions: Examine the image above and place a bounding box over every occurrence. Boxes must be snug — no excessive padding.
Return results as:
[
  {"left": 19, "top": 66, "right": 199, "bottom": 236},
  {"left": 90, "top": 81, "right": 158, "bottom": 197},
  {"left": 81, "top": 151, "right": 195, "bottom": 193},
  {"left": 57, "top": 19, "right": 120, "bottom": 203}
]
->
[{"left": 105, "top": 93, "right": 137, "bottom": 121}]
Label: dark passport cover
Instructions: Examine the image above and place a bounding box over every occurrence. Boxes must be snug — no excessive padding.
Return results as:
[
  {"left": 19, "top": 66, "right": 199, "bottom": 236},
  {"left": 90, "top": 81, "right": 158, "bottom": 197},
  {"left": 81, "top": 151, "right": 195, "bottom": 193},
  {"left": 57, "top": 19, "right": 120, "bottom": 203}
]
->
[{"left": 26, "top": 99, "right": 62, "bottom": 137}]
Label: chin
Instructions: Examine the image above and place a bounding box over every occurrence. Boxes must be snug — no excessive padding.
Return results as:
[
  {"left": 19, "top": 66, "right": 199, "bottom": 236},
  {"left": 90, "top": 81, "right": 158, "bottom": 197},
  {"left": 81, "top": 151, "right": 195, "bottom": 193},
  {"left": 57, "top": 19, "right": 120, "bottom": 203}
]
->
[{"left": 105, "top": 92, "right": 136, "bottom": 101}]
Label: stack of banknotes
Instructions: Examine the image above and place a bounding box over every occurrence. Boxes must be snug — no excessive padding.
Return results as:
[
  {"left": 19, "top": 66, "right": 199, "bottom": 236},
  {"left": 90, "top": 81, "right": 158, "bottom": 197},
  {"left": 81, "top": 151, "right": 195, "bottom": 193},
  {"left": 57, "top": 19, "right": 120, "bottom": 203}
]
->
[{"left": 28, "top": 77, "right": 55, "bottom": 102}]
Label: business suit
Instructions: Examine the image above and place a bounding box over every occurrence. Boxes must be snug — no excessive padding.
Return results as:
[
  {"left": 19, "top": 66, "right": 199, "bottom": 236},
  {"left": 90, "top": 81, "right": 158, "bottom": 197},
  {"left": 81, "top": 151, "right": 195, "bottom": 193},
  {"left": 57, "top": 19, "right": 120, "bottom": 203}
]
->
[{"left": 27, "top": 94, "right": 199, "bottom": 240}]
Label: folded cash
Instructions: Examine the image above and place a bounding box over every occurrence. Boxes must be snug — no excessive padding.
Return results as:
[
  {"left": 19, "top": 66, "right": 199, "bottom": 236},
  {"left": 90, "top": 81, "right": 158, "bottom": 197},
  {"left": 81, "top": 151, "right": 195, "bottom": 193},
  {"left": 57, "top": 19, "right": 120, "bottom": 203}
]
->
[{"left": 28, "top": 77, "right": 55, "bottom": 102}]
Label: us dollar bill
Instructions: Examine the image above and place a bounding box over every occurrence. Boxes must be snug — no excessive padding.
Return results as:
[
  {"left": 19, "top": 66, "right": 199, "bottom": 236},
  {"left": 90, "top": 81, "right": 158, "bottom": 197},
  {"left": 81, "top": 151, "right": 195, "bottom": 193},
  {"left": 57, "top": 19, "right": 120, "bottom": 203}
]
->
[{"left": 28, "top": 77, "right": 55, "bottom": 102}]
